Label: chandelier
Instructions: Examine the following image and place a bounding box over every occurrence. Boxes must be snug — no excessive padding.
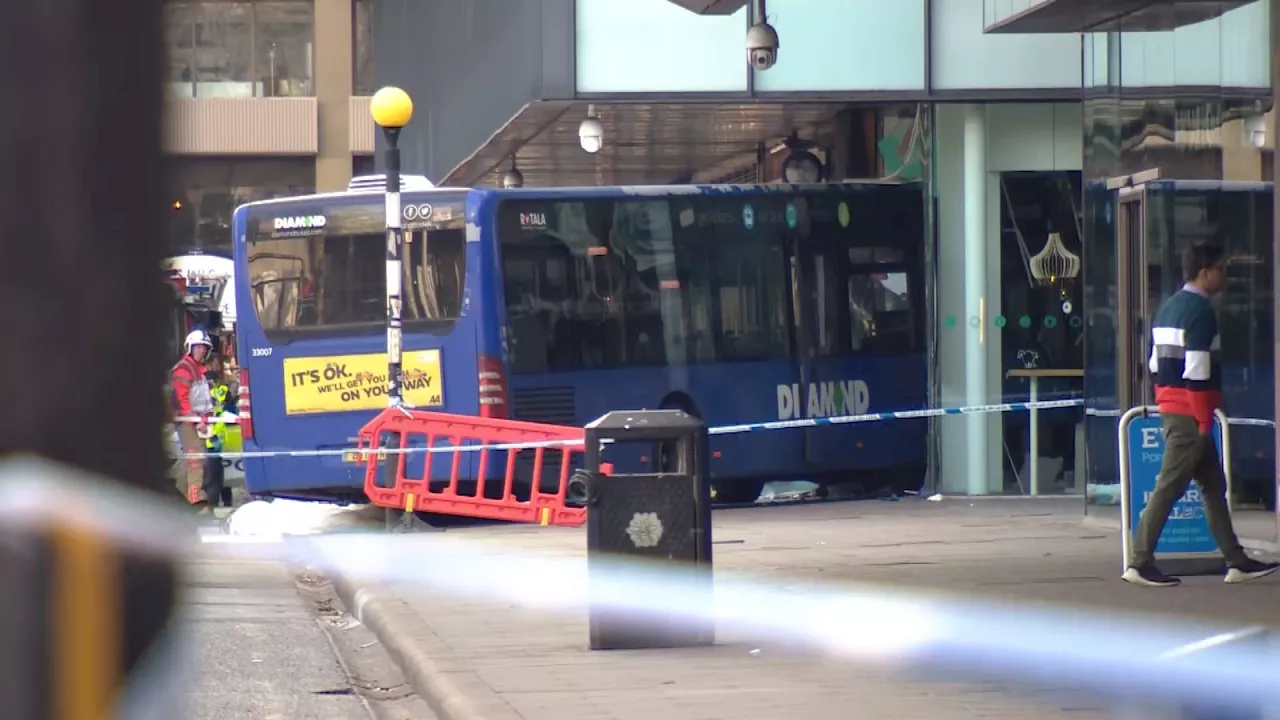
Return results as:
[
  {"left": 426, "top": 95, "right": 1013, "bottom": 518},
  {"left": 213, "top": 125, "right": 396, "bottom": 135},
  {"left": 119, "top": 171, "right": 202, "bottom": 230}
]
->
[{"left": 1029, "top": 232, "right": 1080, "bottom": 284}]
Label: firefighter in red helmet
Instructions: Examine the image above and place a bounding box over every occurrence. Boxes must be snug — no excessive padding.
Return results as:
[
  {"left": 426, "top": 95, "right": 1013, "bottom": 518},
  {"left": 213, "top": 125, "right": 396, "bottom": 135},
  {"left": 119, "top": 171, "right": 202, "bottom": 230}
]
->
[{"left": 171, "top": 330, "right": 216, "bottom": 512}]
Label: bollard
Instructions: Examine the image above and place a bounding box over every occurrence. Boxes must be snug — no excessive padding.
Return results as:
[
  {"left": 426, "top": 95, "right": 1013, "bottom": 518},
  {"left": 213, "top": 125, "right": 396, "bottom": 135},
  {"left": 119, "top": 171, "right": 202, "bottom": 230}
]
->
[{"left": 583, "top": 410, "right": 714, "bottom": 651}]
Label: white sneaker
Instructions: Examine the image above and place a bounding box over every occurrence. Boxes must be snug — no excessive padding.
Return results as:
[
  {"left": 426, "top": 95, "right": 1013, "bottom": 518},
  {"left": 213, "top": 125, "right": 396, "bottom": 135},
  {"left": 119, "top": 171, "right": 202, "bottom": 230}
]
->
[{"left": 1225, "top": 559, "right": 1280, "bottom": 584}]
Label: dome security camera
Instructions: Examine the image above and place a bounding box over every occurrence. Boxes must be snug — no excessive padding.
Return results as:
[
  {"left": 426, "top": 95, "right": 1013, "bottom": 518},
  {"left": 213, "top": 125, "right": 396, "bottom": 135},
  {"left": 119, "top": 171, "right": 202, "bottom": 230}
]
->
[
  {"left": 579, "top": 107, "right": 603, "bottom": 154},
  {"left": 1244, "top": 114, "right": 1267, "bottom": 149},
  {"left": 746, "top": 22, "right": 779, "bottom": 71},
  {"left": 501, "top": 167, "right": 524, "bottom": 189}
]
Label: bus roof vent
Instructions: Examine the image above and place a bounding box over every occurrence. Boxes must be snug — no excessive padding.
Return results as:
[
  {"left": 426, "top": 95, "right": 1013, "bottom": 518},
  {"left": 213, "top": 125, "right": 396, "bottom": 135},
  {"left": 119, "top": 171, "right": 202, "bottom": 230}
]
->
[{"left": 348, "top": 174, "right": 434, "bottom": 192}]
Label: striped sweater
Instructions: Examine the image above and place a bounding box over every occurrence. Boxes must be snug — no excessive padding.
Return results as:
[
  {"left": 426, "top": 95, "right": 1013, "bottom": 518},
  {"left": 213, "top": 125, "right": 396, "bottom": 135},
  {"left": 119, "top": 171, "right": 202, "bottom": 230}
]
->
[{"left": 1147, "top": 285, "right": 1222, "bottom": 431}]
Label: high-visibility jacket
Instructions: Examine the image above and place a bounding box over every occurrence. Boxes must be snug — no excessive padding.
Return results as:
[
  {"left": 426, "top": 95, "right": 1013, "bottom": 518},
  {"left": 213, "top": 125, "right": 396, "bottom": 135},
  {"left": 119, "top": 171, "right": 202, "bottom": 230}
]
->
[
  {"left": 205, "top": 383, "right": 231, "bottom": 450},
  {"left": 210, "top": 383, "right": 229, "bottom": 412}
]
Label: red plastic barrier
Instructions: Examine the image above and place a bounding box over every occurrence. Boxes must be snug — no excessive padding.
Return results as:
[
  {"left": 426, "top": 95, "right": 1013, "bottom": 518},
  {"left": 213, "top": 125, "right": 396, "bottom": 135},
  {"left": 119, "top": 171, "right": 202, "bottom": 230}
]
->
[{"left": 357, "top": 407, "right": 587, "bottom": 526}]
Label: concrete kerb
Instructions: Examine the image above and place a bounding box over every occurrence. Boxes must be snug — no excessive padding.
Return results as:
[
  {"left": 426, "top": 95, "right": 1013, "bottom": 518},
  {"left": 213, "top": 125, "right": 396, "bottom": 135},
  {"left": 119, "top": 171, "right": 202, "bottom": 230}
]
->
[{"left": 328, "top": 570, "right": 495, "bottom": 720}]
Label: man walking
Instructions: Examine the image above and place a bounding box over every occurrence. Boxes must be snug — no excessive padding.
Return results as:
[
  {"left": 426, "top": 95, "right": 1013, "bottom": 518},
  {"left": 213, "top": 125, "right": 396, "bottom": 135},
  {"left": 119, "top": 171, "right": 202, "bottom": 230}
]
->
[{"left": 1124, "top": 244, "right": 1279, "bottom": 587}]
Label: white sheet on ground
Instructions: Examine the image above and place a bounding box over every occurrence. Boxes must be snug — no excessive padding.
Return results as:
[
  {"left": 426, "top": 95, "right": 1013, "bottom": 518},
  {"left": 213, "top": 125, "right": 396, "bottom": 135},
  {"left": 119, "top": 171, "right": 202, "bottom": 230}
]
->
[{"left": 226, "top": 499, "right": 376, "bottom": 538}]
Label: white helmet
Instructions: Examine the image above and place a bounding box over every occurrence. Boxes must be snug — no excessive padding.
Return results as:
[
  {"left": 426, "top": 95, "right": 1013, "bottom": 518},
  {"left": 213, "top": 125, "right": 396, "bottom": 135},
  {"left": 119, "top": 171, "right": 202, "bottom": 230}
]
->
[{"left": 184, "top": 330, "right": 213, "bottom": 353}]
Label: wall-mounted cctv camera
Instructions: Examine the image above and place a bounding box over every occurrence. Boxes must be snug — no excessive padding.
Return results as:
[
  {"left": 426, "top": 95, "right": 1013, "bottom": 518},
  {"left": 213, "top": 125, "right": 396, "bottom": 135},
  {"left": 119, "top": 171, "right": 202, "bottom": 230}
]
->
[
  {"left": 1244, "top": 114, "right": 1267, "bottom": 150},
  {"left": 579, "top": 105, "right": 604, "bottom": 154},
  {"left": 746, "top": 22, "right": 779, "bottom": 71}
]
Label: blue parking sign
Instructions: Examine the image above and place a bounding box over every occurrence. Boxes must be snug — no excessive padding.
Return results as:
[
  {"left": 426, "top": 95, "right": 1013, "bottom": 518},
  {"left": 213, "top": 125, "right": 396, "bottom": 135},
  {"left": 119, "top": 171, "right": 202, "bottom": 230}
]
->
[{"left": 1125, "top": 414, "right": 1224, "bottom": 556}]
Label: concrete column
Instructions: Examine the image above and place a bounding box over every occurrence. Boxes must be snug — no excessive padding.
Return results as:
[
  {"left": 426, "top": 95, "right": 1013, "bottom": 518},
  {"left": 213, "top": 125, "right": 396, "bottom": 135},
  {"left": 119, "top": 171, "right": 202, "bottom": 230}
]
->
[
  {"left": 1271, "top": 0, "right": 1280, "bottom": 534},
  {"left": 962, "top": 105, "right": 990, "bottom": 495},
  {"left": 936, "top": 104, "right": 1002, "bottom": 495},
  {"left": 314, "top": 0, "right": 354, "bottom": 192}
]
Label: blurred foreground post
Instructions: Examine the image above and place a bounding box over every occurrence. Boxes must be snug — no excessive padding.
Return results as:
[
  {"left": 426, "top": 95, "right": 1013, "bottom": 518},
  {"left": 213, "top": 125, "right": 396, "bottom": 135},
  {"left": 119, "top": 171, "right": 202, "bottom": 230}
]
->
[
  {"left": 1109, "top": 626, "right": 1271, "bottom": 720},
  {"left": 0, "top": 0, "right": 181, "bottom": 717}
]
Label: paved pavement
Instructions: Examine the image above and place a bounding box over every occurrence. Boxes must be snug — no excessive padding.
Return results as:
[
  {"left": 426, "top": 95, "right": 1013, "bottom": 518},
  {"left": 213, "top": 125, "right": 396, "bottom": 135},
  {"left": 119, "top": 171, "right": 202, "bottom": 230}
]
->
[
  {"left": 1088, "top": 501, "right": 1280, "bottom": 552},
  {"left": 182, "top": 553, "right": 436, "bottom": 719},
  {"left": 328, "top": 498, "right": 1280, "bottom": 720}
]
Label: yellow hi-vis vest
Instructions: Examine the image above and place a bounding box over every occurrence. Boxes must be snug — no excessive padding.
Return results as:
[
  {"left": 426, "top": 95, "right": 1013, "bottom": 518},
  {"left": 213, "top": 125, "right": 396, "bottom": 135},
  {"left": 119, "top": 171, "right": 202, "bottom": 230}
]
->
[
  {"left": 210, "top": 383, "right": 229, "bottom": 411},
  {"left": 205, "top": 384, "right": 230, "bottom": 450}
]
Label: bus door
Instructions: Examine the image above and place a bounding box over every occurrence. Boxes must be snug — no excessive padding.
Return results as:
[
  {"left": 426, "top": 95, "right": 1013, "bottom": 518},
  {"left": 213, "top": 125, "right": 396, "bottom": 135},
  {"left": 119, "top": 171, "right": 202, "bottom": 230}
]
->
[
  {"left": 1113, "top": 173, "right": 1158, "bottom": 409},
  {"left": 788, "top": 202, "right": 916, "bottom": 470},
  {"left": 784, "top": 198, "right": 824, "bottom": 468}
]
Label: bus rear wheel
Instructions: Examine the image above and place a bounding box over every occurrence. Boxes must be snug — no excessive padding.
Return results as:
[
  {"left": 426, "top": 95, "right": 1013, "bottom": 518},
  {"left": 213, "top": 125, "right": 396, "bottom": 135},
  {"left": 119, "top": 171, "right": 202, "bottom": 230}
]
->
[{"left": 713, "top": 479, "right": 765, "bottom": 505}]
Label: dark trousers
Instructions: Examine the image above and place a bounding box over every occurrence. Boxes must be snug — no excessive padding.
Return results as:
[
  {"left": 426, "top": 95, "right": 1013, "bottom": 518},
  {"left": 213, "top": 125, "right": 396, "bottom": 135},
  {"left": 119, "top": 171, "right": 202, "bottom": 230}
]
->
[
  {"left": 203, "top": 453, "right": 225, "bottom": 509},
  {"left": 1129, "top": 412, "right": 1247, "bottom": 568}
]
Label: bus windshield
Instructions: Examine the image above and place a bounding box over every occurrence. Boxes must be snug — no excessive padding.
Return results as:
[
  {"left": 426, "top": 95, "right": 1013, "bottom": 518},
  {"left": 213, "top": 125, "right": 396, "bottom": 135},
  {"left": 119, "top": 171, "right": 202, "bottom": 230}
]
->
[{"left": 244, "top": 196, "right": 467, "bottom": 341}]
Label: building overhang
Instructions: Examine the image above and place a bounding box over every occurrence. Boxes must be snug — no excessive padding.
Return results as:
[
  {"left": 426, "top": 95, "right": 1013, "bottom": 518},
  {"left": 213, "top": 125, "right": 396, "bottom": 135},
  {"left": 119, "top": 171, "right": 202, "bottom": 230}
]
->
[
  {"left": 442, "top": 100, "right": 850, "bottom": 188},
  {"left": 664, "top": 0, "right": 748, "bottom": 15},
  {"left": 984, "top": 0, "right": 1255, "bottom": 34}
]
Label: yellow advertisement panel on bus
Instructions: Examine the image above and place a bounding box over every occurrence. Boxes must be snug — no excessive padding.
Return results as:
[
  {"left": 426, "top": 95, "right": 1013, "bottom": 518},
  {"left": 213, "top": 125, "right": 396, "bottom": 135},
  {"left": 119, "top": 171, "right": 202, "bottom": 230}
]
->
[{"left": 282, "top": 350, "right": 444, "bottom": 415}]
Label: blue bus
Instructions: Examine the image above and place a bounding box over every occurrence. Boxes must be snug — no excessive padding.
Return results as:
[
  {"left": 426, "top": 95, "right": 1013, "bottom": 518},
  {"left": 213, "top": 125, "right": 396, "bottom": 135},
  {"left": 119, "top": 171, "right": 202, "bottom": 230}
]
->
[{"left": 233, "top": 179, "right": 928, "bottom": 505}]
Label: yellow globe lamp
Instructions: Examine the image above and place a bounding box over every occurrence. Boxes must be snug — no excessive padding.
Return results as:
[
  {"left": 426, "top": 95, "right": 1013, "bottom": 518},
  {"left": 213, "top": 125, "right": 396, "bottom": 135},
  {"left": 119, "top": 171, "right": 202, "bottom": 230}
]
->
[
  {"left": 370, "top": 86, "right": 414, "bottom": 130},
  {"left": 368, "top": 86, "right": 413, "bottom": 409}
]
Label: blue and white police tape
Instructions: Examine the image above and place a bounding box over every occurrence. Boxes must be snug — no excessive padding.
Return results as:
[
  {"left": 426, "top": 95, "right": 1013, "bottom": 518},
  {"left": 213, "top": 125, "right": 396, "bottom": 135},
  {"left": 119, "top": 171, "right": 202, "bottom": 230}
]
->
[
  {"left": 1228, "top": 417, "right": 1277, "bottom": 428},
  {"left": 174, "top": 414, "right": 239, "bottom": 425},
  {"left": 1085, "top": 407, "right": 1277, "bottom": 428},
  {"left": 178, "top": 407, "right": 1280, "bottom": 433},
  {"left": 708, "top": 398, "right": 1084, "bottom": 435},
  {"left": 175, "top": 398, "right": 1086, "bottom": 461}
]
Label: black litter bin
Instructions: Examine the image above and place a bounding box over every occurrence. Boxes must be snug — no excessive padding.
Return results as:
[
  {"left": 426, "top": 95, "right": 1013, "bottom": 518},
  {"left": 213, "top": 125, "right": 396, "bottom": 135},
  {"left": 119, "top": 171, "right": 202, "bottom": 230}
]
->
[{"left": 581, "top": 410, "right": 714, "bottom": 651}]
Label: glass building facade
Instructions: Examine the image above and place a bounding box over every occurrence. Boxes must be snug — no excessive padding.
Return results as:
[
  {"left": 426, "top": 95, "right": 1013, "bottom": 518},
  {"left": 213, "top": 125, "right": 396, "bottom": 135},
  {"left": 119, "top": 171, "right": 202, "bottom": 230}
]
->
[
  {"left": 1075, "top": 2, "right": 1276, "bottom": 536},
  {"left": 165, "top": 158, "right": 316, "bottom": 254},
  {"left": 159, "top": 0, "right": 379, "bottom": 253},
  {"left": 163, "top": 1, "right": 317, "bottom": 98}
]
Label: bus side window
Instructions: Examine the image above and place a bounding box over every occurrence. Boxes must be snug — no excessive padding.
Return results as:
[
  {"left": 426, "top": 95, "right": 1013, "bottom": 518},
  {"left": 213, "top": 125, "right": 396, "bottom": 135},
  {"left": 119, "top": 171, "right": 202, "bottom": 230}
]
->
[
  {"left": 847, "top": 271, "right": 914, "bottom": 354},
  {"left": 502, "top": 258, "right": 546, "bottom": 374},
  {"left": 676, "top": 241, "right": 717, "bottom": 364},
  {"left": 711, "top": 223, "right": 790, "bottom": 363}
]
